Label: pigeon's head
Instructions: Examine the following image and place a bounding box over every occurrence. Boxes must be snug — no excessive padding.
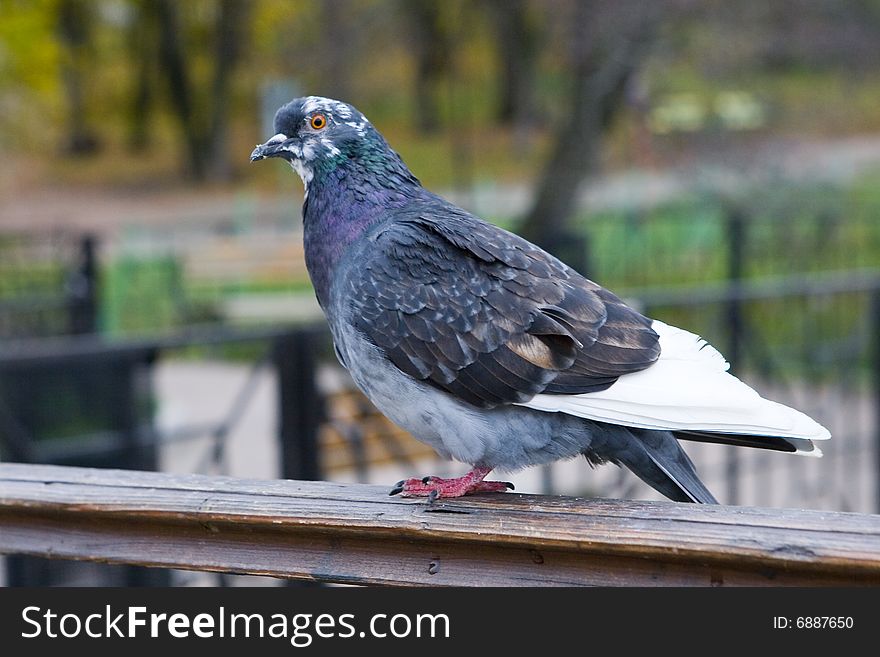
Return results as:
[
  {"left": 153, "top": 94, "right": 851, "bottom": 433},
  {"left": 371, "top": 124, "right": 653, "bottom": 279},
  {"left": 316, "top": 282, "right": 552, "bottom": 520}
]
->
[{"left": 250, "top": 96, "right": 382, "bottom": 185}]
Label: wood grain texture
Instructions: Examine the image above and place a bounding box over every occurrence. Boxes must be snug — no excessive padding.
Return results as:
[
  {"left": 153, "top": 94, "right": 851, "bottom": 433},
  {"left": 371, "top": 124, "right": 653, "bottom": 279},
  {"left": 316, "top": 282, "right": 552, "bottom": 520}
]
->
[{"left": 1, "top": 463, "right": 878, "bottom": 586}]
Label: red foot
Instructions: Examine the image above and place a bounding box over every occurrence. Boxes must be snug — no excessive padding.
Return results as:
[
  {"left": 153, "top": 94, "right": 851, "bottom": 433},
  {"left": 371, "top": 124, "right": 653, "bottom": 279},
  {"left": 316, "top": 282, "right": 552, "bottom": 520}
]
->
[{"left": 389, "top": 466, "right": 514, "bottom": 500}]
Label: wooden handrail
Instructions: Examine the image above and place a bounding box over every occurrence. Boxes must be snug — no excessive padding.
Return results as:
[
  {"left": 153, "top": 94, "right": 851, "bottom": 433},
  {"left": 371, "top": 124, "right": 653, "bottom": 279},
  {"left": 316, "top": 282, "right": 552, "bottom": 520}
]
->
[{"left": 1, "top": 463, "right": 878, "bottom": 586}]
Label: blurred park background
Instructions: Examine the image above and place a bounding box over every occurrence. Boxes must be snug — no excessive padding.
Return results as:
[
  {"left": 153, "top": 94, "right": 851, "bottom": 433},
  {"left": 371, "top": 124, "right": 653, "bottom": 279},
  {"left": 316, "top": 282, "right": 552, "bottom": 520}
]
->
[{"left": 3, "top": 0, "right": 880, "bottom": 584}]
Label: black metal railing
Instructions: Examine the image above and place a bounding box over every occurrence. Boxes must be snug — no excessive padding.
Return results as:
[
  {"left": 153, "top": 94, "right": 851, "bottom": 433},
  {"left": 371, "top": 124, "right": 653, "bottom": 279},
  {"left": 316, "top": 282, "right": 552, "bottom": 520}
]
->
[
  {"left": 0, "top": 324, "right": 325, "bottom": 585},
  {"left": 0, "top": 231, "right": 98, "bottom": 339}
]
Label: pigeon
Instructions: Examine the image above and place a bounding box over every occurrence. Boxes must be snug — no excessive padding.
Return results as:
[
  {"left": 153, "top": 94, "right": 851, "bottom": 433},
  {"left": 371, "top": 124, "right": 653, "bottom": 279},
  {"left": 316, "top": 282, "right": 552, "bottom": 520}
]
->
[{"left": 251, "top": 96, "right": 830, "bottom": 504}]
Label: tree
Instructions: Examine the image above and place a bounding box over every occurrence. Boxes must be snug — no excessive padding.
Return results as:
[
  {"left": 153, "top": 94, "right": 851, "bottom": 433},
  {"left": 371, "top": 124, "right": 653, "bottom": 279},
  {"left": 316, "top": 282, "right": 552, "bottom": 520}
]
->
[
  {"left": 485, "top": 0, "right": 538, "bottom": 129},
  {"left": 520, "top": 1, "right": 662, "bottom": 259},
  {"left": 151, "top": 0, "right": 251, "bottom": 182},
  {"left": 205, "top": 0, "right": 251, "bottom": 181},
  {"left": 126, "top": 0, "right": 157, "bottom": 152},
  {"left": 319, "top": 0, "right": 355, "bottom": 100},
  {"left": 56, "top": 0, "right": 99, "bottom": 155},
  {"left": 404, "top": 0, "right": 454, "bottom": 133}
]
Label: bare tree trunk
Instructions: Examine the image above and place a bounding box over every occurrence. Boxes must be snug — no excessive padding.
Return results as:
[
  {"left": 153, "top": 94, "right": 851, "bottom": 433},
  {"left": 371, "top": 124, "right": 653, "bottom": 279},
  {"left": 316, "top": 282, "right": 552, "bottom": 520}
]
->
[
  {"left": 57, "top": 0, "right": 99, "bottom": 156},
  {"left": 486, "top": 0, "right": 538, "bottom": 128},
  {"left": 406, "top": 0, "right": 452, "bottom": 133},
  {"left": 320, "top": 0, "right": 354, "bottom": 100},
  {"left": 520, "top": 2, "right": 659, "bottom": 251},
  {"left": 205, "top": 0, "right": 251, "bottom": 181},
  {"left": 127, "top": 0, "right": 156, "bottom": 152},
  {"left": 151, "top": 0, "right": 249, "bottom": 182},
  {"left": 153, "top": 0, "right": 206, "bottom": 180}
]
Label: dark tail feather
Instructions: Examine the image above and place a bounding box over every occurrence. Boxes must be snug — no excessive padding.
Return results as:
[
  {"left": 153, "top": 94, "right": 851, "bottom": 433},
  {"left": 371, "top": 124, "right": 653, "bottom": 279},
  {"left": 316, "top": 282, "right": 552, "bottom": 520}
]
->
[
  {"left": 673, "top": 429, "right": 797, "bottom": 453},
  {"left": 635, "top": 430, "right": 718, "bottom": 504},
  {"left": 589, "top": 424, "right": 718, "bottom": 504}
]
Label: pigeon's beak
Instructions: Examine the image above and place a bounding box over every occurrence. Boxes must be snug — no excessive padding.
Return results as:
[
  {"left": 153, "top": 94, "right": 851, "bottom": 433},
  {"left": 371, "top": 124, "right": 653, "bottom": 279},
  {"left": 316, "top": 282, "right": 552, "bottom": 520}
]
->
[{"left": 250, "top": 133, "right": 293, "bottom": 162}]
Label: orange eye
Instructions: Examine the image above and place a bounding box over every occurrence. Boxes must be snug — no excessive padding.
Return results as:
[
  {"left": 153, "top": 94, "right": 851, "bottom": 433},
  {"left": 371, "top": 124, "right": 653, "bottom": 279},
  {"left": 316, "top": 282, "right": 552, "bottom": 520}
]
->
[{"left": 310, "top": 113, "right": 327, "bottom": 130}]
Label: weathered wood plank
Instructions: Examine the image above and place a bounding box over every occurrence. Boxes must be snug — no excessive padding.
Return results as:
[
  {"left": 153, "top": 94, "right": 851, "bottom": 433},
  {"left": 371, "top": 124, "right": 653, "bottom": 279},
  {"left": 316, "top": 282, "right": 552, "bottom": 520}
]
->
[{"left": 1, "top": 463, "right": 878, "bottom": 586}]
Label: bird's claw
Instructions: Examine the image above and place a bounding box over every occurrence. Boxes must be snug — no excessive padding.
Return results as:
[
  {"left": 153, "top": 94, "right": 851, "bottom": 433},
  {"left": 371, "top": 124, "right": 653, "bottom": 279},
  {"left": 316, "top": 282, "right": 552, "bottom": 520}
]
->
[{"left": 388, "top": 472, "right": 513, "bottom": 499}]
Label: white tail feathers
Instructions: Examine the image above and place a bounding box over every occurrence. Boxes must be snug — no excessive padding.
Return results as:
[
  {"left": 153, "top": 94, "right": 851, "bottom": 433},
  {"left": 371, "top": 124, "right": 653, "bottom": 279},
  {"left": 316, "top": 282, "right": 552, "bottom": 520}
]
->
[{"left": 520, "top": 320, "right": 831, "bottom": 454}]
